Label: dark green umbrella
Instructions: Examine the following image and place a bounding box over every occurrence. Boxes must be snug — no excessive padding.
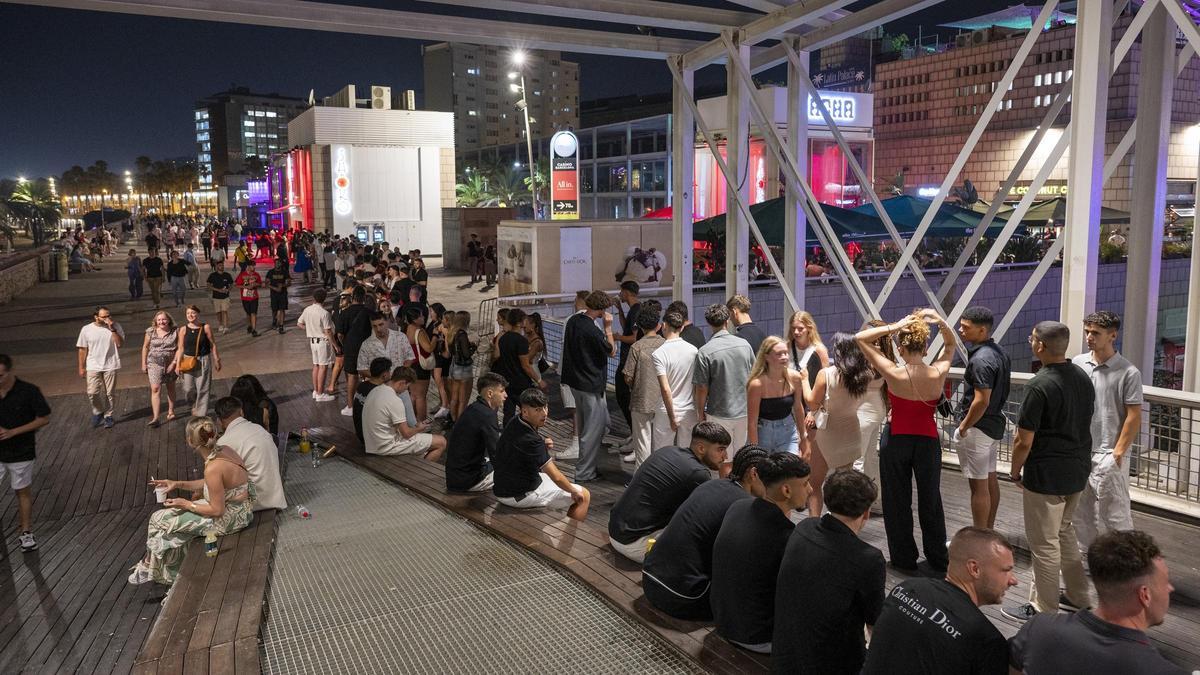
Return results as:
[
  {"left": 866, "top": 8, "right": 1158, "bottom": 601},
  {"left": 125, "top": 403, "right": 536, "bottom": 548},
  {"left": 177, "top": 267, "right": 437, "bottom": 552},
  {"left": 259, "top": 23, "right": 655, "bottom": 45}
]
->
[{"left": 693, "top": 197, "right": 891, "bottom": 247}]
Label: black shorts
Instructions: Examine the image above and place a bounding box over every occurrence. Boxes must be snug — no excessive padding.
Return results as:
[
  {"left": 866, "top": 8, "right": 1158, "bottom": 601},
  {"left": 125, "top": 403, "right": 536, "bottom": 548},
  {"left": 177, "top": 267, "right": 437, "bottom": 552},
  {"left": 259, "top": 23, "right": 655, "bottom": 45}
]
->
[
  {"left": 270, "top": 292, "right": 288, "bottom": 312},
  {"left": 412, "top": 364, "right": 432, "bottom": 381},
  {"left": 242, "top": 298, "right": 259, "bottom": 315}
]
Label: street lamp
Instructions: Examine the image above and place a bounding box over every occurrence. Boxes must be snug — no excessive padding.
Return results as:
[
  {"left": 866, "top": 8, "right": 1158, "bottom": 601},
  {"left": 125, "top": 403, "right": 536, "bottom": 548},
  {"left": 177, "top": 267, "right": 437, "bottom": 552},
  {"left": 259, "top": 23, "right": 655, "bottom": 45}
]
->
[{"left": 509, "top": 50, "right": 538, "bottom": 219}]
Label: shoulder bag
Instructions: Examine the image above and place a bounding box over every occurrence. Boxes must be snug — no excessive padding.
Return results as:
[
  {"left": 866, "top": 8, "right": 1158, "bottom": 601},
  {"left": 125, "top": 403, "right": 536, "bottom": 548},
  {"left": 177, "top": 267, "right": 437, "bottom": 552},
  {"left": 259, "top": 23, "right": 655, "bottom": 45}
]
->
[{"left": 178, "top": 326, "right": 203, "bottom": 373}]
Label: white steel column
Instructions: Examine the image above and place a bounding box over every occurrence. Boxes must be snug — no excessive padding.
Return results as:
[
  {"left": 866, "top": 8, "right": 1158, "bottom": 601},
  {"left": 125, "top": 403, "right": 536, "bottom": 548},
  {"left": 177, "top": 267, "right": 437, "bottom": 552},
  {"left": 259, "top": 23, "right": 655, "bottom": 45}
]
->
[
  {"left": 1186, "top": 142, "right": 1200, "bottom": 393},
  {"left": 1123, "top": 2, "right": 1175, "bottom": 381},
  {"left": 784, "top": 44, "right": 809, "bottom": 314},
  {"left": 1060, "top": 0, "right": 1113, "bottom": 356},
  {"left": 725, "top": 31, "right": 751, "bottom": 296},
  {"left": 671, "top": 56, "right": 696, "bottom": 308}
]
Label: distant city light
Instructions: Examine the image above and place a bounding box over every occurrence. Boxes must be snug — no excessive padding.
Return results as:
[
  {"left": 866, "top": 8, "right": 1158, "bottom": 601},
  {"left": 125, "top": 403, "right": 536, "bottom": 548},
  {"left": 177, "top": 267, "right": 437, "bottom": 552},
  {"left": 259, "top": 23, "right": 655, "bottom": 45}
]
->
[
  {"left": 17, "top": 176, "right": 26, "bottom": 183},
  {"left": 510, "top": 50, "right": 526, "bottom": 66}
]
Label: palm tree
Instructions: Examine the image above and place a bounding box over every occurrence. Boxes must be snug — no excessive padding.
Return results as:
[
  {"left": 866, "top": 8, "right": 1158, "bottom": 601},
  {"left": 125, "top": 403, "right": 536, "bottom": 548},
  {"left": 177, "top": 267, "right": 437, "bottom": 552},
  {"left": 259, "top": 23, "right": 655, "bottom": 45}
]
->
[
  {"left": 487, "top": 166, "right": 531, "bottom": 208},
  {"left": 6, "top": 179, "right": 61, "bottom": 246},
  {"left": 455, "top": 174, "right": 491, "bottom": 207}
]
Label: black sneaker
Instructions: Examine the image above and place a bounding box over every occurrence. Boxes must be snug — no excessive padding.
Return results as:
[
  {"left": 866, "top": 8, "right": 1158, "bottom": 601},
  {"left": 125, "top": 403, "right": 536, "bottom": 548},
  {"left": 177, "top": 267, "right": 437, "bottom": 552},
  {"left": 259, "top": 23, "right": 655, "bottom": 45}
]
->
[
  {"left": 1001, "top": 604, "right": 1038, "bottom": 622},
  {"left": 246, "top": 325, "right": 253, "bottom": 334},
  {"left": 1059, "top": 593, "right": 1090, "bottom": 612},
  {"left": 252, "top": 330, "right": 259, "bottom": 337},
  {"left": 278, "top": 326, "right": 284, "bottom": 335}
]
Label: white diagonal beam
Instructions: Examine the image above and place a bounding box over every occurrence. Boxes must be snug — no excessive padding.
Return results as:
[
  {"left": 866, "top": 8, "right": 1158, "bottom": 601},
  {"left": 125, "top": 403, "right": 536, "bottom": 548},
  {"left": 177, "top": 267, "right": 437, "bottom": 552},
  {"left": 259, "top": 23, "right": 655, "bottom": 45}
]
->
[
  {"left": 876, "top": 0, "right": 1061, "bottom": 308},
  {"left": 4, "top": 0, "right": 703, "bottom": 58},
  {"left": 416, "top": 0, "right": 760, "bottom": 33},
  {"left": 750, "top": 0, "right": 945, "bottom": 72},
  {"left": 993, "top": 236, "right": 1066, "bottom": 340},
  {"left": 778, "top": 40, "right": 963, "bottom": 355},
  {"left": 717, "top": 38, "right": 880, "bottom": 321},
  {"left": 665, "top": 58, "right": 804, "bottom": 316},
  {"left": 1160, "top": 0, "right": 1200, "bottom": 61},
  {"left": 683, "top": 0, "right": 856, "bottom": 70}
]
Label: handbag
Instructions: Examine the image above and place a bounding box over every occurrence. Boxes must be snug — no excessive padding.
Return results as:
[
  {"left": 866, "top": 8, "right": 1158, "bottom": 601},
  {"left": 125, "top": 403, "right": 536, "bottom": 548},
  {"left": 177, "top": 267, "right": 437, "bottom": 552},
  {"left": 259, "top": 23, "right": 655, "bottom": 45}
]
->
[
  {"left": 415, "top": 334, "right": 437, "bottom": 370},
  {"left": 178, "top": 326, "right": 203, "bottom": 373},
  {"left": 812, "top": 367, "right": 831, "bottom": 429}
]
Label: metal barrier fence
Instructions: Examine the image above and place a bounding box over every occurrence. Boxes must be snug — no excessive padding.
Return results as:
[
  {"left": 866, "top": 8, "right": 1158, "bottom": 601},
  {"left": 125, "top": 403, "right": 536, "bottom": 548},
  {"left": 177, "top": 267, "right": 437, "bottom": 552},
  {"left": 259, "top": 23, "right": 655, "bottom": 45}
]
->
[{"left": 941, "top": 368, "right": 1200, "bottom": 518}]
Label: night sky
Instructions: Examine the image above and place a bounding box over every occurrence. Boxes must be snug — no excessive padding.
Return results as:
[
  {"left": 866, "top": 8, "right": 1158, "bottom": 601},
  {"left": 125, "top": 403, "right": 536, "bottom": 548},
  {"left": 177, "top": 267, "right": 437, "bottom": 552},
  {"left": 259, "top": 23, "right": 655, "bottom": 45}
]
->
[{"left": 0, "top": 0, "right": 1020, "bottom": 179}]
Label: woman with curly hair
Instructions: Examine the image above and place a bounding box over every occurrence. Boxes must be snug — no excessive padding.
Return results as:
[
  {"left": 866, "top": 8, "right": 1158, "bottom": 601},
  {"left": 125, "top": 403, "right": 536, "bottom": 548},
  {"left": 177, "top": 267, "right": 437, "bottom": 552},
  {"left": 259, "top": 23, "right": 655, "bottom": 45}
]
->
[{"left": 855, "top": 309, "right": 955, "bottom": 574}]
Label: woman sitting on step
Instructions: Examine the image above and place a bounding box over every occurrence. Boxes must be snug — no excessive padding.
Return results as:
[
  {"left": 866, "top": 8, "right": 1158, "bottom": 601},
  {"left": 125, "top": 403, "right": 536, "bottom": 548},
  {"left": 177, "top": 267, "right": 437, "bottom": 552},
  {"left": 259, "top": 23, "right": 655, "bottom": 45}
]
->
[{"left": 129, "top": 416, "right": 256, "bottom": 586}]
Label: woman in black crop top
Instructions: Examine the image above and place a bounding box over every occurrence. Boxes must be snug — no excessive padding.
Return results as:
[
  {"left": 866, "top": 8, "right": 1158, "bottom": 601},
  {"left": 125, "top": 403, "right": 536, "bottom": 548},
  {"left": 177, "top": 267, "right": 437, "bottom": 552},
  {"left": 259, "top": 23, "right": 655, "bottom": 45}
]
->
[{"left": 746, "top": 336, "right": 809, "bottom": 456}]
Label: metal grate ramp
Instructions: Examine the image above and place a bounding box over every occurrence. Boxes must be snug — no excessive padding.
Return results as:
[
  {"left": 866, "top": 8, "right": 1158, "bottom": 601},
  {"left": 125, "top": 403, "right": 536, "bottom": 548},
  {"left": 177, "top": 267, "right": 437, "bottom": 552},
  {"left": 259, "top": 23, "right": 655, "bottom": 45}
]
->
[{"left": 260, "top": 453, "right": 704, "bottom": 674}]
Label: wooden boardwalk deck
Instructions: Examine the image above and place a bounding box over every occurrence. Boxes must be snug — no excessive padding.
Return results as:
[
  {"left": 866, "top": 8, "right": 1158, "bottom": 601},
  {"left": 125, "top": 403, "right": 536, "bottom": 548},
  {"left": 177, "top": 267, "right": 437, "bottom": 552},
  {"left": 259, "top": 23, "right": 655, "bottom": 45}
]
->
[{"left": 4, "top": 367, "right": 1199, "bottom": 672}]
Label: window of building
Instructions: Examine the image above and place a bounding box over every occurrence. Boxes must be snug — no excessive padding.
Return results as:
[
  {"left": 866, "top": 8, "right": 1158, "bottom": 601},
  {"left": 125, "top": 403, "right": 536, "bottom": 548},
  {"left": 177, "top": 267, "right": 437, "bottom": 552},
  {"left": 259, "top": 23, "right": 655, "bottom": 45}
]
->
[
  {"left": 245, "top": 131, "right": 256, "bottom": 137},
  {"left": 467, "top": 67, "right": 478, "bottom": 75},
  {"left": 1034, "top": 95, "right": 1042, "bottom": 107},
  {"left": 1035, "top": 74, "right": 1042, "bottom": 87},
  {"left": 1055, "top": 70, "right": 1063, "bottom": 84}
]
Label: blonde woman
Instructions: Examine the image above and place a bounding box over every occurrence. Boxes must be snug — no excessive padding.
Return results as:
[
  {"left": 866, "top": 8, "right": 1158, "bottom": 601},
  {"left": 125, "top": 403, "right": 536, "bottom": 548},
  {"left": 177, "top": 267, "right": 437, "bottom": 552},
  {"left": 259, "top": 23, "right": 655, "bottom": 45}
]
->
[
  {"left": 854, "top": 309, "right": 955, "bottom": 573},
  {"left": 787, "top": 311, "right": 830, "bottom": 387},
  {"left": 141, "top": 311, "right": 179, "bottom": 426},
  {"left": 130, "top": 416, "right": 255, "bottom": 586},
  {"left": 746, "top": 336, "right": 809, "bottom": 456}
]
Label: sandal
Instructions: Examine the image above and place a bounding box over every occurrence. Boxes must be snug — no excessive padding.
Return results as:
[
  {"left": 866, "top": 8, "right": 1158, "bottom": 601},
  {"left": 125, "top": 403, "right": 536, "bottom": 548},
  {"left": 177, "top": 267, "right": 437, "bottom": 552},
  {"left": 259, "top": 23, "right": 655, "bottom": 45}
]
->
[
  {"left": 166, "top": 412, "right": 177, "bottom": 421},
  {"left": 147, "top": 419, "right": 160, "bottom": 428}
]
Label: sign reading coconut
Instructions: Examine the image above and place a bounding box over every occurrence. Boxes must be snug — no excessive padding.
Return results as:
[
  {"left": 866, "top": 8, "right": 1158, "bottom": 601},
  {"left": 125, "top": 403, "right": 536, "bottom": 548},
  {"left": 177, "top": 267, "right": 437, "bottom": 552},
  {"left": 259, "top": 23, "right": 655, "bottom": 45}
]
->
[{"left": 550, "top": 131, "right": 580, "bottom": 220}]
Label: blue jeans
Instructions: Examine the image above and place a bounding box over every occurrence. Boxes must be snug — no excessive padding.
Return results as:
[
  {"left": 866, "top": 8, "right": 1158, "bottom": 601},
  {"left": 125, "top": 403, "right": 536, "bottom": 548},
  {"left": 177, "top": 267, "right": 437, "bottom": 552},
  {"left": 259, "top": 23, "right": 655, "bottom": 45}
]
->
[{"left": 757, "top": 416, "right": 799, "bottom": 455}]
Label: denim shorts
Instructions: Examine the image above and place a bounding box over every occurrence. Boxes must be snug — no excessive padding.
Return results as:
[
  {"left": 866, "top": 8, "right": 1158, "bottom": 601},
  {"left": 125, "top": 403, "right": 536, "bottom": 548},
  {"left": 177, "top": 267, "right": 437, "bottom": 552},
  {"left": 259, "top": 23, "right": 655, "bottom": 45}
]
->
[
  {"left": 757, "top": 416, "right": 799, "bottom": 455},
  {"left": 449, "top": 362, "right": 474, "bottom": 381}
]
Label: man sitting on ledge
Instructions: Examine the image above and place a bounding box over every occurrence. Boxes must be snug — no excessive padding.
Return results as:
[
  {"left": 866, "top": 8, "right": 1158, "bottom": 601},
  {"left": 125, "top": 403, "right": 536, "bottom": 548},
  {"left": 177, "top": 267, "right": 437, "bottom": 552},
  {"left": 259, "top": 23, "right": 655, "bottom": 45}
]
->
[
  {"left": 607, "top": 421, "right": 730, "bottom": 563},
  {"left": 215, "top": 396, "right": 286, "bottom": 511},
  {"left": 362, "top": 366, "right": 446, "bottom": 461},
  {"left": 642, "top": 445, "right": 767, "bottom": 621},
  {"left": 444, "top": 373, "right": 507, "bottom": 493},
  {"left": 493, "top": 388, "right": 590, "bottom": 521}
]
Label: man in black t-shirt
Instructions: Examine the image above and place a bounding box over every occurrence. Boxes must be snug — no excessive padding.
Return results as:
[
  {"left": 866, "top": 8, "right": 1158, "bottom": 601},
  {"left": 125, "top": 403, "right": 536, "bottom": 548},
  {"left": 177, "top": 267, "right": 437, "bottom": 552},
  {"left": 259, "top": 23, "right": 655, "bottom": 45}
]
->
[
  {"left": 560, "top": 291, "right": 615, "bottom": 482},
  {"left": 143, "top": 250, "right": 165, "bottom": 309},
  {"left": 493, "top": 388, "right": 590, "bottom": 520},
  {"left": 613, "top": 281, "right": 642, "bottom": 440},
  {"left": 726, "top": 294, "right": 766, "bottom": 356},
  {"left": 1005, "top": 321, "right": 1094, "bottom": 621},
  {"left": 353, "top": 357, "right": 392, "bottom": 443},
  {"left": 643, "top": 445, "right": 767, "bottom": 621},
  {"left": 773, "top": 469, "right": 885, "bottom": 675},
  {"left": 607, "top": 422, "right": 730, "bottom": 563},
  {"left": 863, "top": 527, "right": 1016, "bottom": 675},
  {"left": 337, "top": 287, "right": 372, "bottom": 417},
  {"left": 665, "top": 301, "right": 706, "bottom": 350},
  {"left": 710, "top": 453, "right": 810, "bottom": 653},
  {"left": 954, "top": 306, "right": 1011, "bottom": 530},
  {"left": 1010, "top": 530, "right": 1186, "bottom": 675},
  {"left": 491, "top": 308, "right": 539, "bottom": 425},
  {"left": 206, "top": 259, "right": 234, "bottom": 334},
  {"left": 466, "top": 234, "right": 481, "bottom": 282},
  {"left": 0, "top": 355, "right": 52, "bottom": 552},
  {"left": 266, "top": 258, "right": 291, "bottom": 335},
  {"left": 445, "top": 373, "right": 507, "bottom": 493}
]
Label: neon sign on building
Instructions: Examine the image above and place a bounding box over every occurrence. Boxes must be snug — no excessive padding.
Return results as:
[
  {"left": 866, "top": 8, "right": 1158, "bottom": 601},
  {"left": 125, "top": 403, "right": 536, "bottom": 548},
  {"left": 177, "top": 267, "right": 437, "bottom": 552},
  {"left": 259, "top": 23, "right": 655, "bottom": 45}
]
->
[{"left": 333, "top": 146, "right": 352, "bottom": 216}]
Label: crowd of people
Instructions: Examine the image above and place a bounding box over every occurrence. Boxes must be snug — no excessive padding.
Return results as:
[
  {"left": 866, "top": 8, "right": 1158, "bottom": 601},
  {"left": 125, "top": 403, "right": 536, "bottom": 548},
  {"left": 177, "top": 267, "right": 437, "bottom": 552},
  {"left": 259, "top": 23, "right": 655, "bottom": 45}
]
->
[{"left": 0, "top": 216, "right": 1187, "bottom": 672}]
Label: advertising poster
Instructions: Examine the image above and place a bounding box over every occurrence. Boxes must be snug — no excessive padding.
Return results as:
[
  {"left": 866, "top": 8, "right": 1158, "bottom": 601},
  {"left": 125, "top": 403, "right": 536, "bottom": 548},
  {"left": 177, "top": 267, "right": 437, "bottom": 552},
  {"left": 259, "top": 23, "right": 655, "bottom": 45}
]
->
[
  {"left": 550, "top": 131, "right": 580, "bottom": 220},
  {"left": 497, "top": 225, "right": 536, "bottom": 296},
  {"left": 559, "top": 227, "right": 592, "bottom": 294}
]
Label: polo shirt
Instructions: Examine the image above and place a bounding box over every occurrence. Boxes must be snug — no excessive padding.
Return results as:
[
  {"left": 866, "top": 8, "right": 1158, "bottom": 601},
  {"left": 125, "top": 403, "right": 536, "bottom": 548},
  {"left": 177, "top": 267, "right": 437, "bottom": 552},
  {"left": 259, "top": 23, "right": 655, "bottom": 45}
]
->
[
  {"left": 608, "top": 446, "right": 710, "bottom": 544},
  {"left": 861, "top": 578, "right": 1007, "bottom": 675},
  {"left": 642, "top": 479, "right": 751, "bottom": 602},
  {"left": 710, "top": 497, "right": 795, "bottom": 646},
  {"left": 1016, "top": 361, "right": 1095, "bottom": 495},
  {"left": 734, "top": 321, "right": 767, "bottom": 356},
  {"left": 493, "top": 416, "right": 551, "bottom": 499},
  {"left": 622, "top": 335, "right": 667, "bottom": 415},
  {"left": 561, "top": 312, "right": 612, "bottom": 395},
  {"left": 445, "top": 399, "right": 500, "bottom": 492},
  {"left": 492, "top": 331, "right": 532, "bottom": 392},
  {"left": 1071, "top": 352, "right": 1143, "bottom": 454},
  {"left": 1009, "top": 609, "right": 1186, "bottom": 675},
  {"left": 959, "top": 339, "right": 1011, "bottom": 439},
  {"left": 0, "top": 379, "right": 52, "bottom": 463},
  {"left": 772, "top": 514, "right": 886, "bottom": 675},
  {"left": 693, "top": 330, "right": 754, "bottom": 418},
  {"left": 652, "top": 337, "right": 698, "bottom": 414}
]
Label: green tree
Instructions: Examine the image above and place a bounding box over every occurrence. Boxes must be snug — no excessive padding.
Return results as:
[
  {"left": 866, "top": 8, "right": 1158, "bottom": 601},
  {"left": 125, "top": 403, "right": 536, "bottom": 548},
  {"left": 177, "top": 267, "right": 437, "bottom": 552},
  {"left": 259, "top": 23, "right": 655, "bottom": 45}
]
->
[
  {"left": 6, "top": 179, "right": 61, "bottom": 246},
  {"left": 487, "top": 166, "right": 531, "bottom": 208},
  {"left": 455, "top": 173, "right": 491, "bottom": 207}
]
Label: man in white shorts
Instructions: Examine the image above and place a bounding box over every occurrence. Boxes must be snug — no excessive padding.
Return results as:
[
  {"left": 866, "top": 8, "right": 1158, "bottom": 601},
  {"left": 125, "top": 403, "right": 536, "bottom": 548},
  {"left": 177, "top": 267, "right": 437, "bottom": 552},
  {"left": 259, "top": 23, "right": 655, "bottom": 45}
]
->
[
  {"left": 653, "top": 311, "right": 699, "bottom": 451},
  {"left": 0, "top": 354, "right": 52, "bottom": 552},
  {"left": 493, "top": 388, "right": 591, "bottom": 521},
  {"left": 297, "top": 288, "right": 337, "bottom": 402},
  {"left": 362, "top": 366, "right": 447, "bottom": 460},
  {"left": 954, "top": 306, "right": 1011, "bottom": 529}
]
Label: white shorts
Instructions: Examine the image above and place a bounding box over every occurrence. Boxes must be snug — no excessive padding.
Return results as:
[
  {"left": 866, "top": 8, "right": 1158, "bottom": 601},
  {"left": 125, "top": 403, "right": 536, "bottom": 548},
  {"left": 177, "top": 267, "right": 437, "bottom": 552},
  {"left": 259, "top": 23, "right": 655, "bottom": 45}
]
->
[
  {"left": 706, "top": 414, "right": 748, "bottom": 463},
  {"left": 0, "top": 460, "right": 35, "bottom": 490},
  {"left": 560, "top": 384, "right": 576, "bottom": 409},
  {"left": 957, "top": 427, "right": 1000, "bottom": 479},
  {"left": 309, "top": 338, "right": 334, "bottom": 366},
  {"left": 609, "top": 529, "right": 663, "bottom": 564},
  {"left": 497, "top": 473, "right": 579, "bottom": 511},
  {"left": 370, "top": 433, "right": 433, "bottom": 456}
]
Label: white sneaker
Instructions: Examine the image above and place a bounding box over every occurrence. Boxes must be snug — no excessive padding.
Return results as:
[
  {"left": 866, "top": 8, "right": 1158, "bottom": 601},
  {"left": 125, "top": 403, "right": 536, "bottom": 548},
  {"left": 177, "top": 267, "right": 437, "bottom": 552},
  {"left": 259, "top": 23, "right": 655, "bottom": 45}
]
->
[
  {"left": 554, "top": 438, "right": 580, "bottom": 460},
  {"left": 19, "top": 531, "right": 37, "bottom": 552},
  {"left": 314, "top": 393, "right": 336, "bottom": 402},
  {"left": 312, "top": 391, "right": 317, "bottom": 400},
  {"left": 340, "top": 406, "right": 353, "bottom": 416},
  {"left": 621, "top": 453, "right": 635, "bottom": 463},
  {"left": 128, "top": 561, "right": 153, "bottom": 585},
  {"left": 433, "top": 406, "right": 450, "bottom": 419}
]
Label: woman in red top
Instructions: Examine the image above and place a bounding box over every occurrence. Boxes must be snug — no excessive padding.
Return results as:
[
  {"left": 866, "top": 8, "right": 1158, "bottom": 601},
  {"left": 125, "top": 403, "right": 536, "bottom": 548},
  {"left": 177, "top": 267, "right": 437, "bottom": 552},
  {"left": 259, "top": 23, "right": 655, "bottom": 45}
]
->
[{"left": 855, "top": 309, "right": 955, "bottom": 574}]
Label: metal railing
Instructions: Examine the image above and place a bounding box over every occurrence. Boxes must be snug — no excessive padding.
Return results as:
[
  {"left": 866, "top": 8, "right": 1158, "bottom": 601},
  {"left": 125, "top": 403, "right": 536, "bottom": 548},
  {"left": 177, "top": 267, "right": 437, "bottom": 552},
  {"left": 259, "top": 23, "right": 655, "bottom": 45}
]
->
[{"left": 941, "top": 368, "right": 1200, "bottom": 518}]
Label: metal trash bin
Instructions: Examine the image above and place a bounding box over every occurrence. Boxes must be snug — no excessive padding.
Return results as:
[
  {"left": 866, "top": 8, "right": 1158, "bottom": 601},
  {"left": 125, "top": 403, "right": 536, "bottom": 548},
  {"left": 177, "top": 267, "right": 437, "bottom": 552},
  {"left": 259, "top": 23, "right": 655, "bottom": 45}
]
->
[{"left": 53, "top": 250, "right": 69, "bottom": 281}]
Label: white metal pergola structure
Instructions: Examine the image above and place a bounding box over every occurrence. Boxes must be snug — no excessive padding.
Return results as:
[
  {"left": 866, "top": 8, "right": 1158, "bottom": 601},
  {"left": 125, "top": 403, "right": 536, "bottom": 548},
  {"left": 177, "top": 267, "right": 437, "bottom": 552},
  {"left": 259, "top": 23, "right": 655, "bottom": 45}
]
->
[{"left": 9, "top": 0, "right": 1200, "bottom": 385}]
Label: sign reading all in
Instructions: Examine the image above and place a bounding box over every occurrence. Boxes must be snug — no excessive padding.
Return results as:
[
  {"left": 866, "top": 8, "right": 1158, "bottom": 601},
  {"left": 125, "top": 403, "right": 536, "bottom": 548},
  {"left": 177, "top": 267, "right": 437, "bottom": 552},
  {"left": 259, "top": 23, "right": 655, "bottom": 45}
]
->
[
  {"left": 550, "top": 131, "right": 580, "bottom": 220},
  {"left": 1006, "top": 179, "right": 1068, "bottom": 201}
]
